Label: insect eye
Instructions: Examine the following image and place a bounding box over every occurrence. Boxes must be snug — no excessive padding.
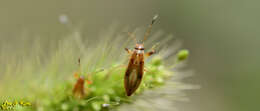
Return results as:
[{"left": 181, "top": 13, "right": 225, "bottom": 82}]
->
[{"left": 134, "top": 47, "right": 145, "bottom": 50}]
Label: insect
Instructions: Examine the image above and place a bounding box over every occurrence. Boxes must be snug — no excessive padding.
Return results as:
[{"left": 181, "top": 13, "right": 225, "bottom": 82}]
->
[
  {"left": 73, "top": 75, "right": 86, "bottom": 99},
  {"left": 124, "top": 15, "right": 158, "bottom": 96},
  {"left": 73, "top": 58, "right": 92, "bottom": 99}
]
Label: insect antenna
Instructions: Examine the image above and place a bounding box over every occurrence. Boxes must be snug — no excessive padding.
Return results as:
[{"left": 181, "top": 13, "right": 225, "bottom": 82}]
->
[
  {"left": 143, "top": 14, "right": 159, "bottom": 43},
  {"left": 78, "top": 57, "right": 81, "bottom": 74},
  {"left": 74, "top": 57, "right": 82, "bottom": 78}
]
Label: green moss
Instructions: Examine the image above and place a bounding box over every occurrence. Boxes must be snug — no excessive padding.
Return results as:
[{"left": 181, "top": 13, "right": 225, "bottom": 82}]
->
[
  {"left": 177, "top": 49, "right": 189, "bottom": 62},
  {"left": 20, "top": 55, "right": 180, "bottom": 111},
  {"left": 0, "top": 27, "right": 191, "bottom": 111}
]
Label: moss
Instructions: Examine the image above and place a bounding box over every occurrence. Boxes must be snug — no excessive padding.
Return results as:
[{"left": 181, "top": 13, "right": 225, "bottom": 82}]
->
[
  {"left": 0, "top": 26, "right": 193, "bottom": 111},
  {"left": 27, "top": 55, "right": 179, "bottom": 111},
  {"left": 177, "top": 49, "right": 189, "bottom": 62}
]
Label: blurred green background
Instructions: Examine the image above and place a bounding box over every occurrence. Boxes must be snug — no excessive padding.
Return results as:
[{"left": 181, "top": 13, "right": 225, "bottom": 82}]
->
[{"left": 0, "top": 0, "right": 259, "bottom": 111}]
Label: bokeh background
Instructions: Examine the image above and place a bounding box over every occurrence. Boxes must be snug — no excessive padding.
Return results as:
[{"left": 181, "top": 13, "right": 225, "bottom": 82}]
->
[{"left": 0, "top": 0, "right": 259, "bottom": 111}]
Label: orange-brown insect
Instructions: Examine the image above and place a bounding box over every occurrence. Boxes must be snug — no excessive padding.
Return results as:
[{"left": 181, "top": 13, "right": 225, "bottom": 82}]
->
[
  {"left": 72, "top": 58, "right": 92, "bottom": 99},
  {"left": 124, "top": 15, "right": 158, "bottom": 96},
  {"left": 73, "top": 75, "right": 86, "bottom": 98}
]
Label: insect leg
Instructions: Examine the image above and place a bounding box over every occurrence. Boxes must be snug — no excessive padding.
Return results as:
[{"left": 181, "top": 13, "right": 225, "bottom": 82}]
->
[
  {"left": 144, "top": 67, "right": 153, "bottom": 74},
  {"left": 125, "top": 48, "right": 132, "bottom": 54},
  {"left": 145, "top": 49, "right": 155, "bottom": 57},
  {"left": 144, "top": 67, "right": 150, "bottom": 72}
]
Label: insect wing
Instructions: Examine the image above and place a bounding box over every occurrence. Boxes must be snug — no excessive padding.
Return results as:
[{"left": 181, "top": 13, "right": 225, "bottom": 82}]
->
[{"left": 124, "top": 54, "right": 144, "bottom": 96}]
